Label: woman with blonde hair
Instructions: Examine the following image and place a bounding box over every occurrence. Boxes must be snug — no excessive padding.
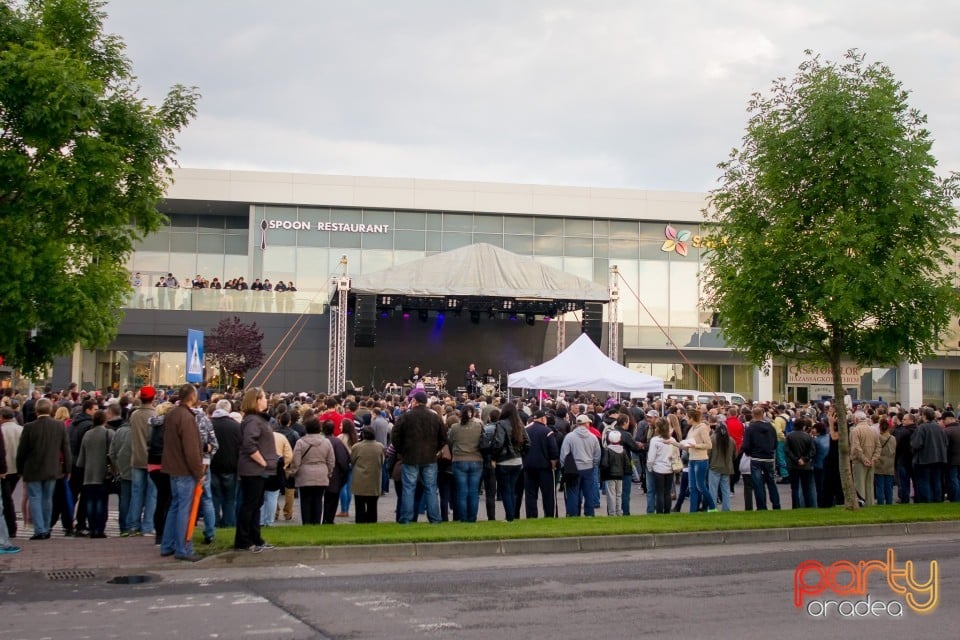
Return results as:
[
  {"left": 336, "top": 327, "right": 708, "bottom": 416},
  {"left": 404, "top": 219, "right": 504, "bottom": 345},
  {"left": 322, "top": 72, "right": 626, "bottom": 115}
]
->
[
  {"left": 685, "top": 408, "right": 716, "bottom": 512},
  {"left": 53, "top": 406, "right": 71, "bottom": 422}
]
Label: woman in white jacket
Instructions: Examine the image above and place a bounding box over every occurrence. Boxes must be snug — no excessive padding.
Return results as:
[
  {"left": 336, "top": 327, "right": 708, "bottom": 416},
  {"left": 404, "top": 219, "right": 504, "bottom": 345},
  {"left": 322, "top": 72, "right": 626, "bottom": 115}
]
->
[{"left": 647, "top": 418, "right": 679, "bottom": 514}]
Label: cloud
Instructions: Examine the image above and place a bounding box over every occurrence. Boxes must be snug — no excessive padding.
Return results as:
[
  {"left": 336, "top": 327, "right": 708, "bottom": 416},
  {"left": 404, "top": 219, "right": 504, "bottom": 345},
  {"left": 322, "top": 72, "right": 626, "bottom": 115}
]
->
[{"left": 105, "top": 0, "right": 960, "bottom": 192}]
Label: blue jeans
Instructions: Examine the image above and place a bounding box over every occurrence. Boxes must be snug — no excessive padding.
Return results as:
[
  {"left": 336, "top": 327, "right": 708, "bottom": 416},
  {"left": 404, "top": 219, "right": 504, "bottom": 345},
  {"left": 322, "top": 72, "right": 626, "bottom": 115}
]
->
[
  {"left": 875, "top": 474, "right": 895, "bottom": 505},
  {"left": 84, "top": 484, "right": 107, "bottom": 535},
  {"left": 750, "top": 460, "right": 781, "bottom": 510},
  {"left": 688, "top": 459, "right": 715, "bottom": 512},
  {"left": 896, "top": 463, "right": 914, "bottom": 503},
  {"left": 946, "top": 466, "right": 960, "bottom": 502},
  {"left": 914, "top": 463, "right": 943, "bottom": 503},
  {"left": 495, "top": 464, "right": 523, "bottom": 522},
  {"left": 161, "top": 475, "right": 197, "bottom": 558},
  {"left": 452, "top": 461, "right": 483, "bottom": 522},
  {"left": 707, "top": 470, "right": 731, "bottom": 511},
  {"left": 339, "top": 469, "right": 352, "bottom": 513},
  {"left": 260, "top": 490, "right": 279, "bottom": 525},
  {"left": 789, "top": 469, "right": 817, "bottom": 508},
  {"left": 621, "top": 473, "right": 632, "bottom": 515},
  {"left": 210, "top": 471, "right": 238, "bottom": 527},
  {"left": 564, "top": 468, "right": 596, "bottom": 517},
  {"left": 129, "top": 468, "right": 157, "bottom": 534},
  {"left": 645, "top": 469, "right": 657, "bottom": 514},
  {"left": 118, "top": 478, "right": 132, "bottom": 533},
  {"left": 400, "top": 463, "right": 440, "bottom": 524},
  {"left": 591, "top": 465, "right": 601, "bottom": 508},
  {"left": 27, "top": 479, "right": 56, "bottom": 535},
  {"left": 200, "top": 468, "right": 215, "bottom": 539}
]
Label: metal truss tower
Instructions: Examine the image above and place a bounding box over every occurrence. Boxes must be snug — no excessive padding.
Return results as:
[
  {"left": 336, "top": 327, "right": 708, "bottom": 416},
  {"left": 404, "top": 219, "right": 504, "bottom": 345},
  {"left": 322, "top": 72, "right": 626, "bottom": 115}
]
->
[
  {"left": 608, "top": 265, "right": 620, "bottom": 362},
  {"left": 327, "top": 256, "right": 350, "bottom": 394}
]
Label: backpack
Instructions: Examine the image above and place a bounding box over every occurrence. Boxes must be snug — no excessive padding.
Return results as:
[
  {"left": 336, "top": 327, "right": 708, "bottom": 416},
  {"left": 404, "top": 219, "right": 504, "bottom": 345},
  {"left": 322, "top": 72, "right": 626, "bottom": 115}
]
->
[{"left": 478, "top": 421, "right": 503, "bottom": 457}]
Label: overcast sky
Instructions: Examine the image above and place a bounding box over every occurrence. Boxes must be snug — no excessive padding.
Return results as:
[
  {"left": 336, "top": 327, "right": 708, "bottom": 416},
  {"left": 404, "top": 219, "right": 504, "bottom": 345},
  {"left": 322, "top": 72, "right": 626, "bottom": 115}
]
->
[{"left": 104, "top": 1, "right": 960, "bottom": 193}]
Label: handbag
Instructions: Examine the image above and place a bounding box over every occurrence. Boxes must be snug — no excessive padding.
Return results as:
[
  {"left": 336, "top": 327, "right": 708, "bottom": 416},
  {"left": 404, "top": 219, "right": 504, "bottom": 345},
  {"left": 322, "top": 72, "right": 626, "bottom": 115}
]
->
[
  {"left": 437, "top": 443, "right": 452, "bottom": 463},
  {"left": 670, "top": 450, "right": 683, "bottom": 473},
  {"left": 562, "top": 451, "right": 578, "bottom": 477}
]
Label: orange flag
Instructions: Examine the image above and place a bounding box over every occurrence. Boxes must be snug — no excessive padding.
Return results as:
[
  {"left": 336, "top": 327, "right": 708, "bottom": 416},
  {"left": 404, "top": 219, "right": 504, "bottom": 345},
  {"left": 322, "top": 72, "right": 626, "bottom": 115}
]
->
[{"left": 185, "top": 480, "right": 204, "bottom": 542}]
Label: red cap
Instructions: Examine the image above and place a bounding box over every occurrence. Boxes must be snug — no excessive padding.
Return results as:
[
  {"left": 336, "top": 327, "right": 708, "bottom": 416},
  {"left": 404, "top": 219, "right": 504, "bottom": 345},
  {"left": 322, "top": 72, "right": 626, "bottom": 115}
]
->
[{"left": 139, "top": 386, "right": 156, "bottom": 402}]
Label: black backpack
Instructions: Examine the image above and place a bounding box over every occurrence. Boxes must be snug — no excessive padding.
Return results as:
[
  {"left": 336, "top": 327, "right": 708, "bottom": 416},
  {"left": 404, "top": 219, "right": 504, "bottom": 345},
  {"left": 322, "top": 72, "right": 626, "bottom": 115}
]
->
[{"left": 478, "top": 422, "right": 503, "bottom": 457}]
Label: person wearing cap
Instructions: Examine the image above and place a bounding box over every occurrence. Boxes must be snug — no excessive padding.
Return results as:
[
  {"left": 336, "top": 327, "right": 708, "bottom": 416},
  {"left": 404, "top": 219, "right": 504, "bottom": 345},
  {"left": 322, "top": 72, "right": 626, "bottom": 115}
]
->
[
  {"left": 522, "top": 409, "right": 559, "bottom": 519},
  {"left": 391, "top": 391, "right": 445, "bottom": 524},
  {"left": 128, "top": 386, "right": 157, "bottom": 536},
  {"left": 350, "top": 425, "right": 385, "bottom": 523},
  {"left": 559, "top": 414, "right": 602, "bottom": 516}
]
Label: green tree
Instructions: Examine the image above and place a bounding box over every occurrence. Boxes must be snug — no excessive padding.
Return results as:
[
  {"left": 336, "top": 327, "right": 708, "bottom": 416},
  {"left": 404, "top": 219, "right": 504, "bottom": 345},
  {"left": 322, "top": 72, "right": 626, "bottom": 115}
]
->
[
  {"left": 0, "top": 0, "right": 198, "bottom": 376},
  {"left": 704, "top": 50, "right": 960, "bottom": 509}
]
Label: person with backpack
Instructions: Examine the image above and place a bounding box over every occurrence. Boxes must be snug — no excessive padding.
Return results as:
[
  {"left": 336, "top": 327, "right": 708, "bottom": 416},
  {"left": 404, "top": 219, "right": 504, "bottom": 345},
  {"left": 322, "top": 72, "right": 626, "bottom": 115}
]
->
[
  {"left": 559, "top": 414, "right": 601, "bottom": 516},
  {"left": 600, "top": 429, "right": 629, "bottom": 516},
  {"left": 478, "top": 408, "right": 501, "bottom": 520}
]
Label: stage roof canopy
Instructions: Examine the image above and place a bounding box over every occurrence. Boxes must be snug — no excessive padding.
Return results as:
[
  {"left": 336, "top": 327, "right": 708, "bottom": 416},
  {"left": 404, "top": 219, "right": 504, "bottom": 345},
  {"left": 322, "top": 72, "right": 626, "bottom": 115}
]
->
[{"left": 349, "top": 243, "right": 609, "bottom": 301}]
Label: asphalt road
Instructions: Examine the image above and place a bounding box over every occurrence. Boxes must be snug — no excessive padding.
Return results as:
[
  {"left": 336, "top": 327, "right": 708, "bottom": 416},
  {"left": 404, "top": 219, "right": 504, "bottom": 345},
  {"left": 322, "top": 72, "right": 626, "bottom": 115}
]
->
[{"left": 2, "top": 533, "right": 957, "bottom": 639}]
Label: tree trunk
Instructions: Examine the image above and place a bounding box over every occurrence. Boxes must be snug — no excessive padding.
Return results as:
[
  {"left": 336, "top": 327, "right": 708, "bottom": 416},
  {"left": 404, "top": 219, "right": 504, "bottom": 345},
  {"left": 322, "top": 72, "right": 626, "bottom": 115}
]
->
[{"left": 830, "top": 346, "right": 858, "bottom": 510}]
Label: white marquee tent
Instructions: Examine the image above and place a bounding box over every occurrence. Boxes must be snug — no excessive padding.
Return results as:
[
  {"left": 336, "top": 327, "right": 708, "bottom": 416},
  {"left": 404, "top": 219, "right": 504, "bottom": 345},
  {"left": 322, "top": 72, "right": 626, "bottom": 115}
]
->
[{"left": 507, "top": 333, "right": 664, "bottom": 394}]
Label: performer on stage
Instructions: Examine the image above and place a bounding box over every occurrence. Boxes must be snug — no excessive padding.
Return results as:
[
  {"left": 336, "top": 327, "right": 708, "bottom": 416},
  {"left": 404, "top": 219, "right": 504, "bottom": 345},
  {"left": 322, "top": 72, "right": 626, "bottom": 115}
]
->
[
  {"left": 483, "top": 368, "right": 497, "bottom": 384},
  {"left": 408, "top": 366, "right": 422, "bottom": 385},
  {"left": 464, "top": 363, "right": 479, "bottom": 395}
]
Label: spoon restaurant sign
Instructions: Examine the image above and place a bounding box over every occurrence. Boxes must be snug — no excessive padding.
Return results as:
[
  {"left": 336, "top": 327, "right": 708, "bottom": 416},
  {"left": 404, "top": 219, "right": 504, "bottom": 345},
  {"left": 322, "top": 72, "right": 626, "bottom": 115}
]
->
[{"left": 258, "top": 217, "right": 390, "bottom": 249}]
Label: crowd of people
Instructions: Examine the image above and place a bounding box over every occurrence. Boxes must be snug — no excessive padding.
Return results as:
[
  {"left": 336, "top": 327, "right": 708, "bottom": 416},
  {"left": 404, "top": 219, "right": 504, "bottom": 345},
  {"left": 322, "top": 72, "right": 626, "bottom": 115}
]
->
[
  {"left": 1, "top": 384, "right": 958, "bottom": 559},
  {"left": 129, "top": 272, "right": 300, "bottom": 312},
  {"left": 132, "top": 272, "right": 298, "bottom": 293}
]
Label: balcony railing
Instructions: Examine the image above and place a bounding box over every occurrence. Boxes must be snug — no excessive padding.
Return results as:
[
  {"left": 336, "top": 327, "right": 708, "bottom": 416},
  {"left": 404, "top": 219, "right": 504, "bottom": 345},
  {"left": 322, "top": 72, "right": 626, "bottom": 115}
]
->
[{"left": 124, "top": 287, "right": 328, "bottom": 315}]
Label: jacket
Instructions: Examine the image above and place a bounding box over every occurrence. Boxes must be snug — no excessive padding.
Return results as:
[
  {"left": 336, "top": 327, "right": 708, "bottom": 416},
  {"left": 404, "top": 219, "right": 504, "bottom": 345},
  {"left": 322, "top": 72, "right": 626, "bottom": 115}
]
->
[
  {"left": 875, "top": 432, "right": 897, "bottom": 476},
  {"left": 687, "top": 422, "right": 712, "bottom": 461},
  {"left": 238, "top": 412, "right": 278, "bottom": 477},
  {"left": 494, "top": 419, "right": 531, "bottom": 464},
  {"left": 129, "top": 405, "right": 156, "bottom": 469},
  {"left": 350, "top": 439, "right": 385, "bottom": 497},
  {"left": 447, "top": 419, "right": 483, "bottom": 462},
  {"left": 600, "top": 444, "right": 630, "bottom": 480},
  {"left": 522, "top": 421, "right": 558, "bottom": 470},
  {"left": 16, "top": 416, "right": 72, "bottom": 482},
  {"left": 109, "top": 424, "right": 133, "bottom": 480},
  {"left": 742, "top": 421, "right": 777, "bottom": 461},
  {"left": 850, "top": 422, "right": 880, "bottom": 466},
  {"left": 784, "top": 430, "right": 817, "bottom": 472},
  {"left": 287, "top": 433, "right": 335, "bottom": 487},
  {"left": 946, "top": 423, "right": 960, "bottom": 466},
  {"left": 558, "top": 426, "right": 601, "bottom": 471},
  {"left": 69, "top": 412, "right": 93, "bottom": 462},
  {"left": 708, "top": 432, "right": 737, "bottom": 475},
  {"left": 892, "top": 423, "right": 916, "bottom": 468},
  {"left": 1, "top": 419, "right": 23, "bottom": 474},
  {"left": 211, "top": 413, "right": 242, "bottom": 475},
  {"left": 327, "top": 435, "right": 351, "bottom": 494},
  {"left": 161, "top": 404, "right": 204, "bottom": 480},
  {"left": 911, "top": 422, "right": 948, "bottom": 465},
  {"left": 77, "top": 425, "right": 113, "bottom": 485},
  {"left": 391, "top": 405, "right": 445, "bottom": 466}
]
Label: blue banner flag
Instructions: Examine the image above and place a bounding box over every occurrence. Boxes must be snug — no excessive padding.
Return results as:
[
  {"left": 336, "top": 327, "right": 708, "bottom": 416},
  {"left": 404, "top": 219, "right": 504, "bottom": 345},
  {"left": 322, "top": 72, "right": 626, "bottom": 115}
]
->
[{"left": 186, "top": 329, "right": 204, "bottom": 383}]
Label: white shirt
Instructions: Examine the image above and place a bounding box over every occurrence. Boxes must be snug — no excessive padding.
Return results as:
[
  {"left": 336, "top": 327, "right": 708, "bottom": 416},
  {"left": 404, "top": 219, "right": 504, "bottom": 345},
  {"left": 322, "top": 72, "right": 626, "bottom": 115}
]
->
[{"left": 2, "top": 419, "right": 24, "bottom": 474}]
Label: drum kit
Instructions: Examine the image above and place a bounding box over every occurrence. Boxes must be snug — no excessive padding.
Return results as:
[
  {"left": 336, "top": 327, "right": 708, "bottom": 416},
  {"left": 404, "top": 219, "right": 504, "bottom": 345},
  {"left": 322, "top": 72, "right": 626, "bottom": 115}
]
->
[{"left": 421, "top": 372, "right": 445, "bottom": 395}]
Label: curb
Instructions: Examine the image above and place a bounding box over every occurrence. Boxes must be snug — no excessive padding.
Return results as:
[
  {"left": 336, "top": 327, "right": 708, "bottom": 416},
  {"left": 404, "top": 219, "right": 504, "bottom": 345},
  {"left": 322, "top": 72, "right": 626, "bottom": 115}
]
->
[{"left": 197, "top": 520, "right": 960, "bottom": 568}]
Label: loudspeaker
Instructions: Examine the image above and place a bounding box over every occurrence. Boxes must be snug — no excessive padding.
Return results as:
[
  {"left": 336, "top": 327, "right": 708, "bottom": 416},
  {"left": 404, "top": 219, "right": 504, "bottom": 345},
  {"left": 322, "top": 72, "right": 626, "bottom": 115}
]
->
[
  {"left": 582, "top": 302, "right": 603, "bottom": 347},
  {"left": 354, "top": 294, "right": 377, "bottom": 348}
]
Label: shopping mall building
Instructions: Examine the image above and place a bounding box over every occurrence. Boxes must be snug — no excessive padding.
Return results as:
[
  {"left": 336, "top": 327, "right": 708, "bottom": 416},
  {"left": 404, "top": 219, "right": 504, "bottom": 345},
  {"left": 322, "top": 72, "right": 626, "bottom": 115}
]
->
[{"left": 30, "top": 168, "right": 960, "bottom": 406}]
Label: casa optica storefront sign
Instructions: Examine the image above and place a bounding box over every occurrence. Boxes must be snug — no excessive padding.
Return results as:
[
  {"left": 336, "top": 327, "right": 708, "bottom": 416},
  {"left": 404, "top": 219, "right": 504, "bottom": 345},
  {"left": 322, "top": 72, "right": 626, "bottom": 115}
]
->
[{"left": 787, "top": 364, "right": 862, "bottom": 387}]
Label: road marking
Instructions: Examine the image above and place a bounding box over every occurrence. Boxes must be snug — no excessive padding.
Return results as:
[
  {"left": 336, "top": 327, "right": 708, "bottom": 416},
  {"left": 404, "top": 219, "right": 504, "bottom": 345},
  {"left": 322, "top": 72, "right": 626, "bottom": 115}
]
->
[
  {"left": 231, "top": 595, "right": 268, "bottom": 605},
  {"left": 148, "top": 603, "right": 212, "bottom": 610},
  {"left": 243, "top": 629, "right": 294, "bottom": 636}
]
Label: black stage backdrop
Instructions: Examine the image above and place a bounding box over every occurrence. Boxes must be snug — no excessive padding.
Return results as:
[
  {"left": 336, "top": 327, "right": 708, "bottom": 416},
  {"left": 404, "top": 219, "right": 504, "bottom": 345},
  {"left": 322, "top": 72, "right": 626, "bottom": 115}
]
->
[{"left": 347, "top": 314, "right": 551, "bottom": 393}]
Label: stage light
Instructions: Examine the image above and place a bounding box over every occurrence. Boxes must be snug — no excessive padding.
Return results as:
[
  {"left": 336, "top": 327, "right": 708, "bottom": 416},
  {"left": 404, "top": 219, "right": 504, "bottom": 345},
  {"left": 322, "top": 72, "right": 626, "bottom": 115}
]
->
[
  {"left": 470, "top": 310, "right": 480, "bottom": 324},
  {"left": 380, "top": 311, "right": 389, "bottom": 319},
  {"left": 525, "top": 314, "right": 536, "bottom": 326},
  {"left": 402, "top": 312, "right": 410, "bottom": 319},
  {"left": 509, "top": 313, "right": 518, "bottom": 321}
]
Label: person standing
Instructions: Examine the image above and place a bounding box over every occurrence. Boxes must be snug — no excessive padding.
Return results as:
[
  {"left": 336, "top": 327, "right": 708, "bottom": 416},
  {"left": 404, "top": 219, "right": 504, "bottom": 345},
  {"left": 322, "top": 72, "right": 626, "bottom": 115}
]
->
[
  {"left": 600, "top": 429, "right": 630, "bottom": 516},
  {"left": 742, "top": 406, "right": 780, "bottom": 510},
  {"left": 707, "top": 422, "right": 737, "bottom": 512},
  {"left": 1, "top": 408, "right": 23, "bottom": 538},
  {"left": 911, "top": 407, "right": 948, "bottom": 503},
  {"left": 492, "top": 403, "right": 530, "bottom": 522},
  {"left": 210, "top": 400, "right": 241, "bottom": 527},
  {"left": 391, "top": 391, "right": 445, "bottom": 524},
  {"left": 647, "top": 418, "right": 679, "bottom": 514},
  {"left": 892, "top": 412, "right": 918, "bottom": 503},
  {"left": 875, "top": 418, "right": 898, "bottom": 505},
  {"left": 350, "top": 425, "right": 385, "bottom": 523},
  {"left": 286, "top": 417, "right": 334, "bottom": 524},
  {"left": 447, "top": 405, "right": 484, "bottom": 522},
  {"left": 108, "top": 414, "right": 134, "bottom": 536},
  {"left": 159, "top": 384, "right": 204, "bottom": 562},
  {"left": 67, "top": 399, "right": 96, "bottom": 536},
  {"left": 76, "top": 411, "right": 113, "bottom": 538},
  {"left": 235, "top": 387, "right": 277, "bottom": 552},
  {"left": 684, "top": 408, "right": 716, "bottom": 513},
  {"left": 849, "top": 410, "right": 880, "bottom": 506},
  {"left": 128, "top": 386, "right": 157, "bottom": 536},
  {"left": 784, "top": 419, "right": 817, "bottom": 509},
  {"left": 558, "top": 414, "right": 601, "bottom": 517},
  {"left": 0, "top": 431, "right": 20, "bottom": 553},
  {"left": 522, "top": 409, "right": 559, "bottom": 519},
  {"left": 945, "top": 412, "right": 960, "bottom": 502},
  {"left": 16, "top": 398, "right": 72, "bottom": 539}
]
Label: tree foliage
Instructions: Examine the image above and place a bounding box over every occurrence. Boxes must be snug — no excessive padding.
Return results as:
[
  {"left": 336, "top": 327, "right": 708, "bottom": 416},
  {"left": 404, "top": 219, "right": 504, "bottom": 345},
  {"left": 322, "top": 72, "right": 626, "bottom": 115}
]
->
[
  {"left": 0, "top": 0, "right": 199, "bottom": 376},
  {"left": 704, "top": 50, "right": 960, "bottom": 509},
  {"left": 206, "top": 316, "right": 265, "bottom": 381}
]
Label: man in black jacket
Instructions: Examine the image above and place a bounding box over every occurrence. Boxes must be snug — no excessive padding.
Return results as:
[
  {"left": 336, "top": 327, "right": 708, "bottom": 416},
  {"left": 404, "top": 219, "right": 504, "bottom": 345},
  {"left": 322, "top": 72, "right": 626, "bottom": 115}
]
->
[
  {"left": 911, "top": 407, "right": 948, "bottom": 503},
  {"left": 742, "top": 406, "right": 781, "bottom": 510},
  {"left": 210, "top": 400, "right": 241, "bottom": 527},
  {"left": 522, "top": 410, "right": 559, "bottom": 518},
  {"left": 16, "top": 398, "right": 72, "bottom": 539},
  {"left": 893, "top": 413, "right": 917, "bottom": 503},
  {"left": 392, "top": 392, "right": 444, "bottom": 524},
  {"left": 785, "top": 421, "right": 817, "bottom": 509}
]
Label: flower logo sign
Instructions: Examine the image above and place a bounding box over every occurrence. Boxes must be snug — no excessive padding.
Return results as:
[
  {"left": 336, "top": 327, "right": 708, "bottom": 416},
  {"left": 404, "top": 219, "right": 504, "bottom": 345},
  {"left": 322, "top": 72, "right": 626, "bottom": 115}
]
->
[{"left": 661, "top": 224, "right": 691, "bottom": 256}]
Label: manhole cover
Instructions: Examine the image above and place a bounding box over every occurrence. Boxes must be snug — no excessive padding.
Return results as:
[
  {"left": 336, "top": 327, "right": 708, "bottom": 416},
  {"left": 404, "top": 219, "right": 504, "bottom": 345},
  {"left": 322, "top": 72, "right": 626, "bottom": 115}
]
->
[
  {"left": 107, "top": 575, "right": 154, "bottom": 585},
  {"left": 46, "top": 569, "right": 97, "bottom": 581}
]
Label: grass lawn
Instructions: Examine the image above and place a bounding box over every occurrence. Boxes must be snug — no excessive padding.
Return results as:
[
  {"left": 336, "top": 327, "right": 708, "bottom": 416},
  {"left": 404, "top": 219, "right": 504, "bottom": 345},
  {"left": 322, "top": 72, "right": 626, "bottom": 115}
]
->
[{"left": 199, "top": 503, "right": 959, "bottom": 553}]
